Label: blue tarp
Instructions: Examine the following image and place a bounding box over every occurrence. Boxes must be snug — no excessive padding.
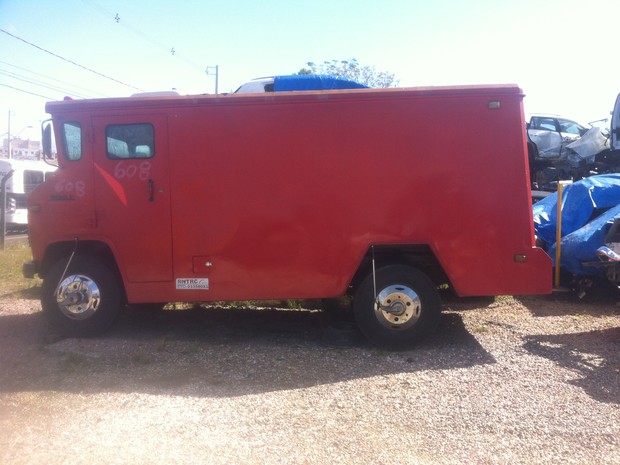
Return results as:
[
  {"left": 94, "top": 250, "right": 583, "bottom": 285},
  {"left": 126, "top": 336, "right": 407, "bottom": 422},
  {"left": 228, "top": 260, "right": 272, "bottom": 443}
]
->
[
  {"left": 547, "top": 204, "right": 620, "bottom": 275},
  {"left": 273, "top": 75, "right": 368, "bottom": 91},
  {"left": 533, "top": 174, "right": 620, "bottom": 275}
]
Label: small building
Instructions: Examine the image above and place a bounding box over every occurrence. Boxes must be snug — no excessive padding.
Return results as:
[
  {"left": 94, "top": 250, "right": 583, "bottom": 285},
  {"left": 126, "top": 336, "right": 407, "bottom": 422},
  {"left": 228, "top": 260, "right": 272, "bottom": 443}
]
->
[{"left": 1, "top": 138, "right": 41, "bottom": 160}]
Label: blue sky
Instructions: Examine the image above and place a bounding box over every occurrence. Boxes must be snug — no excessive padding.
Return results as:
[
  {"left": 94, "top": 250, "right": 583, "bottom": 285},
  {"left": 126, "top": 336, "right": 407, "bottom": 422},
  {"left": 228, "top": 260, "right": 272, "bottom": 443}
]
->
[{"left": 1, "top": 0, "right": 619, "bottom": 141}]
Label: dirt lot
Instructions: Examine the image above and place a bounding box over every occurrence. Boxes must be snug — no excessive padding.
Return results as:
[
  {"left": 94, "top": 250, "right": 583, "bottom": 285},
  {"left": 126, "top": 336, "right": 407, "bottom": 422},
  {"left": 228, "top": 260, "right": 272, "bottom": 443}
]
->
[{"left": 0, "top": 290, "right": 619, "bottom": 465}]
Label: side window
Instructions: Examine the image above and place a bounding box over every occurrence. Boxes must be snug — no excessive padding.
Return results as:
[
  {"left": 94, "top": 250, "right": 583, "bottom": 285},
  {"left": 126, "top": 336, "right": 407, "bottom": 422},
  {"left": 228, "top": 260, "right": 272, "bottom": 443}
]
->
[
  {"left": 531, "top": 117, "right": 557, "bottom": 131},
  {"left": 558, "top": 119, "right": 583, "bottom": 135},
  {"left": 62, "top": 122, "right": 82, "bottom": 161},
  {"left": 106, "top": 123, "right": 155, "bottom": 159}
]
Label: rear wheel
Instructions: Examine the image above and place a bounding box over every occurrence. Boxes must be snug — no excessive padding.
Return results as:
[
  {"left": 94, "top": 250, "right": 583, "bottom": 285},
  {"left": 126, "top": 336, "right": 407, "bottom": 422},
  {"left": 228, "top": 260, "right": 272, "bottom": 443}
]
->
[
  {"left": 353, "top": 264, "right": 441, "bottom": 349},
  {"left": 42, "top": 255, "right": 123, "bottom": 337}
]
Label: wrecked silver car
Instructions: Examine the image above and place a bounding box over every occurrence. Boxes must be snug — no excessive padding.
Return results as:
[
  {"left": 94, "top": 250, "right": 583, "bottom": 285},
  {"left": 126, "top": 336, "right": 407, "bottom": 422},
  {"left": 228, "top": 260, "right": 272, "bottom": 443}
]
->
[
  {"left": 527, "top": 114, "right": 612, "bottom": 192},
  {"left": 527, "top": 114, "right": 589, "bottom": 158}
]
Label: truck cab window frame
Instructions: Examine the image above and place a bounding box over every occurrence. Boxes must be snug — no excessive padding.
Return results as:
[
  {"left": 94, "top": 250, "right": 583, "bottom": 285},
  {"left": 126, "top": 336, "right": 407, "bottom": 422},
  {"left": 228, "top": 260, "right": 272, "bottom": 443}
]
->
[
  {"left": 62, "top": 121, "right": 82, "bottom": 161},
  {"left": 106, "top": 123, "right": 155, "bottom": 159}
]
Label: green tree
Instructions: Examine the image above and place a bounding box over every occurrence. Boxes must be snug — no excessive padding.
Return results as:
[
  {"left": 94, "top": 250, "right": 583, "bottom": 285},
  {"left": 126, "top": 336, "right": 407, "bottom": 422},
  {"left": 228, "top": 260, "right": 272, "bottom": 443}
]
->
[{"left": 298, "top": 59, "right": 399, "bottom": 88}]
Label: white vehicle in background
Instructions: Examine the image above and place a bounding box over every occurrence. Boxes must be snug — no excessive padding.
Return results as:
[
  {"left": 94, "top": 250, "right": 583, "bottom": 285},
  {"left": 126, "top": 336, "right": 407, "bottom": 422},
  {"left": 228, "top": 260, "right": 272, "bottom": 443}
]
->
[
  {"left": 0, "top": 159, "right": 57, "bottom": 232},
  {"left": 526, "top": 113, "right": 612, "bottom": 192},
  {"left": 526, "top": 114, "right": 590, "bottom": 158}
]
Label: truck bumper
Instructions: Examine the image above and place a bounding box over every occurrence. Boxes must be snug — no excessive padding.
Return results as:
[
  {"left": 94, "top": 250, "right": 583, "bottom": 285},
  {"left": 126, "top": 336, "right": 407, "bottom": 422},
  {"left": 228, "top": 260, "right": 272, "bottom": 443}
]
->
[{"left": 23, "top": 261, "right": 38, "bottom": 279}]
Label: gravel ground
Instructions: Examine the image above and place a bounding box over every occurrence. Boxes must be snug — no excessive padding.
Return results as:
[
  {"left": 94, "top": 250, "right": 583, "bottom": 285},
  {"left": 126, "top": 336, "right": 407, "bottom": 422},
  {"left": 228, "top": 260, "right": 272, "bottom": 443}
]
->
[{"left": 0, "top": 291, "right": 619, "bottom": 465}]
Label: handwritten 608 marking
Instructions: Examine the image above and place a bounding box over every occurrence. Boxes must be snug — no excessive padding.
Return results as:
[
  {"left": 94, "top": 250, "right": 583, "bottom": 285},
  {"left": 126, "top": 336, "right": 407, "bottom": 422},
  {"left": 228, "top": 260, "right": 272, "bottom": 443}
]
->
[
  {"left": 114, "top": 161, "right": 152, "bottom": 181},
  {"left": 55, "top": 179, "right": 86, "bottom": 198}
]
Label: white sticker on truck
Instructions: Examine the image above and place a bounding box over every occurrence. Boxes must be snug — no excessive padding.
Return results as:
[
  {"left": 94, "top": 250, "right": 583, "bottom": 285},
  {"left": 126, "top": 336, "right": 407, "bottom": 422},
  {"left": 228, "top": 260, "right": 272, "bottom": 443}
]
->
[{"left": 176, "top": 278, "right": 209, "bottom": 290}]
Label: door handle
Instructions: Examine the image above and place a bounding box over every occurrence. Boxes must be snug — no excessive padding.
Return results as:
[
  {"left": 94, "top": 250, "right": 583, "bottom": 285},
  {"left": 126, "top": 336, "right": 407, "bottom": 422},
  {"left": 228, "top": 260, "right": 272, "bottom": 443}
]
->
[{"left": 148, "top": 179, "right": 154, "bottom": 202}]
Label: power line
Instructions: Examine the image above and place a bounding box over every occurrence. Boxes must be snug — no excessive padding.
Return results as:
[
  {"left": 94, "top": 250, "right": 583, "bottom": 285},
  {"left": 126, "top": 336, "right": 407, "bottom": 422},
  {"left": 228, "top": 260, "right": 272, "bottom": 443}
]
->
[
  {"left": 82, "top": 0, "right": 171, "bottom": 55},
  {"left": 80, "top": 0, "right": 207, "bottom": 74},
  {"left": 0, "top": 68, "right": 93, "bottom": 99},
  {"left": 0, "top": 60, "right": 110, "bottom": 98},
  {"left": 0, "top": 82, "right": 53, "bottom": 100},
  {"left": 0, "top": 28, "right": 144, "bottom": 92}
]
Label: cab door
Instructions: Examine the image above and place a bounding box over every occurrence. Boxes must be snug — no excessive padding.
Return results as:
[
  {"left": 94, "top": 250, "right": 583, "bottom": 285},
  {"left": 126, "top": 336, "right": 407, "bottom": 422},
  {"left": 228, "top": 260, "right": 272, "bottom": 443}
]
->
[{"left": 92, "top": 115, "right": 172, "bottom": 282}]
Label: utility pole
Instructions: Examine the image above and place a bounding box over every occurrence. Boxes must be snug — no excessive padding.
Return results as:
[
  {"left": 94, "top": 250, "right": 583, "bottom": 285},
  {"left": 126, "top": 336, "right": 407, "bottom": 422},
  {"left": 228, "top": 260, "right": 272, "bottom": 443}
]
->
[
  {"left": 205, "top": 65, "right": 219, "bottom": 94},
  {"left": 5, "top": 120, "right": 32, "bottom": 161}
]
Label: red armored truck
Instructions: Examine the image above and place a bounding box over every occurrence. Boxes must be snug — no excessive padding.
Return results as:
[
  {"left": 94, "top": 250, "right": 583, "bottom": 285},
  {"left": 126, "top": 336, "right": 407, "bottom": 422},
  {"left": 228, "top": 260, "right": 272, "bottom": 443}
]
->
[{"left": 24, "top": 84, "right": 552, "bottom": 348}]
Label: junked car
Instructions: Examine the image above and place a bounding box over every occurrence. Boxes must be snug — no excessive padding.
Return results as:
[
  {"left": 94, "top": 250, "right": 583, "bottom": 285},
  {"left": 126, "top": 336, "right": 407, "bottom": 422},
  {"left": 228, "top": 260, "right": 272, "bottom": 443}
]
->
[
  {"left": 527, "top": 113, "right": 611, "bottom": 192},
  {"left": 526, "top": 114, "right": 590, "bottom": 158}
]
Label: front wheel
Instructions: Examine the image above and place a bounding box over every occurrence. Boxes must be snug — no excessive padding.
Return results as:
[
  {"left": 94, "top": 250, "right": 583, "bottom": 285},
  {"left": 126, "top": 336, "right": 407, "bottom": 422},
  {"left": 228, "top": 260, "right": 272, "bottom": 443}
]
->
[
  {"left": 353, "top": 264, "right": 441, "bottom": 349},
  {"left": 42, "top": 255, "right": 123, "bottom": 337}
]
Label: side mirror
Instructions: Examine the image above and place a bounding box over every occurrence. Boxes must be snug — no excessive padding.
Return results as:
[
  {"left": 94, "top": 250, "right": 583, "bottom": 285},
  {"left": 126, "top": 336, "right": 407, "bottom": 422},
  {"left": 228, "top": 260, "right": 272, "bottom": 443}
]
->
[{"left": 42, "top": 121, "right": 52, "bottom": 159}]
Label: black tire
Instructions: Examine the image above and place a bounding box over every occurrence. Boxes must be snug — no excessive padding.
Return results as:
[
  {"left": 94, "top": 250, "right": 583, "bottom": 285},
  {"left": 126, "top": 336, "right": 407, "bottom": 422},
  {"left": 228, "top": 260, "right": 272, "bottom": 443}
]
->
[
  {"left": 41, "top": 255, "right": 123, "bottom": 337},
  {"left": 353, "top": 264, "right": 441, "bottom": 349}
]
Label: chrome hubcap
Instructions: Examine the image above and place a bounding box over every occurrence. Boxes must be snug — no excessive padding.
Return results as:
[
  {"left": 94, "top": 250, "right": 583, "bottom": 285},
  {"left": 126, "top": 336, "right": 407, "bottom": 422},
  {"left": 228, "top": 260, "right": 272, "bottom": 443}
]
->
[
  {"left": 375, "top": 284, "right": 421, "bottom": 329},
  {"left": 55, "top": 274, "right": 101, "bottom": 320}
]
